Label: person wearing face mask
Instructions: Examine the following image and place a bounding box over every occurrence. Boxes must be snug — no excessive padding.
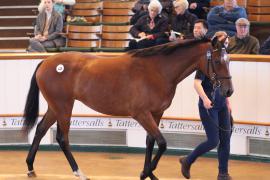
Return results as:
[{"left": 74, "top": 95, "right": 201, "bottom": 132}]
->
[
  {"left": 206, "top": 0, "right": 247, "bottom": 38},
  {"left": 169, "top": 0, "right": 197, "bottom": 41},
  {"left": 128, "top": 0, "right": 169, "bottom": 50},
  {"left": 38, "top": 0, "right": 75, "bottom": 20},
  {"left": 227, "top": 18, "right": 260, "bottom": 54},
  {"left": 28, "top": 0, "right": 65, "bottom": 52}
]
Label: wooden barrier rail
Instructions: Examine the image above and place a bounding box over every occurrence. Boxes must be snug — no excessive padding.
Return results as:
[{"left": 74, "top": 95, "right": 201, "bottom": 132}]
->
[{"left": 0, "top": 53, "right": 270, "bottom": 62}]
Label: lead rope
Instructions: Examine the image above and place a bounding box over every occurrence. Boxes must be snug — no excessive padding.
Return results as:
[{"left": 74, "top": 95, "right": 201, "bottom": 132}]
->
[{"left": 205, "top": 84, "right": 233, "bottom": 132}]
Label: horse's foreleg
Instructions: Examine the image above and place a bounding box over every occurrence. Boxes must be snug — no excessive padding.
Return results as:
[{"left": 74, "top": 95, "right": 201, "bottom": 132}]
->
[
  {"left": 150, "top": 134, "right": 167, "bottom": 172},
  {"left": 140, "top": 134, "right": 155, "bottom": 179},
  {"left": 26, "top": 111, "right": 56, "bottom": 177},
  {"left": 150, "top": 113, "right": 166, "bottom": 172},
  {"left": 56, "top": 118, "right": 90, "bottom": 180},
  {"left": 134, "top": 112, "right": 165, "bottom": 180}
]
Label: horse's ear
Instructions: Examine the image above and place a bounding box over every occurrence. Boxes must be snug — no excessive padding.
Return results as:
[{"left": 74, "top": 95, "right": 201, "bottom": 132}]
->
[{"left": 211, "top": 36, "right": 218, "bottom": 48}]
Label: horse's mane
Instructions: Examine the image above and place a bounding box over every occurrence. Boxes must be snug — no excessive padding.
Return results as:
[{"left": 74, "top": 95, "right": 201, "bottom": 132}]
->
[{"left": 128, "top": 38, "right": 210, "bottom": 57}]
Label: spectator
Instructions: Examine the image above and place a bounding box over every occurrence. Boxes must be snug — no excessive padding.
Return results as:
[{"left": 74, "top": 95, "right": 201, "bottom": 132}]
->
[
  {"left": 132, "top": 0, "right": 150, "bottom": 13},
  {"left": 128, "top": 0, "right": 169, "bottom": 50},
  {"left": 188, "top": 0, "right": 210, "bottom": 19},
  {"left": 38, "top": 0, "right": 75, "bottom": 21},
  {"left": 193, "top": 19, "right": 208, "bottom": 40},
  {"left": 169, "top": 0, "right": 198, "bottom": 41},
  {"left": 206, "top": 0, "right": 247, "bottom": 38},
  {"left": 227, "top": 18, "right": 260, "bottom": 54},
  {"left": 159, "top": 0, "right": 174, "bottom": 18},
  {"left": 28, "top": 0, "right": 65, "bottom": 52},
  {"left": 170, "top": 19, "right": 208, "bottom": 41},
  {"left": 130, "top": 0, "right": 149, "bottom": 25},
  {"left": 259, "top": 36, "right": 270, "bottom": 55}
]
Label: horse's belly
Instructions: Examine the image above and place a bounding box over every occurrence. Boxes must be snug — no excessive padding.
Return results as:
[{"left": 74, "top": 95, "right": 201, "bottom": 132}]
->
[{"left": 76, "top": 80, "right": 131, "bottom": 116}]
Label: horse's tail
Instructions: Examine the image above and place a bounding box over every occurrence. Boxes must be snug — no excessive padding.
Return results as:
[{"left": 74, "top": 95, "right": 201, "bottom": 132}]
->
[{"left": 22, "top": 61, "right": 43, "bottom": 134}]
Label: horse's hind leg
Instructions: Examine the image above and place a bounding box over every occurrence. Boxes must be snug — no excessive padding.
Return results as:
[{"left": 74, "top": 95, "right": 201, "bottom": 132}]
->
[
  {"left": 56, "top": 113, "right": 90, "bottom": 180},
  {"left": 26, "top": 109, "right": 56, "bottom": 177}
]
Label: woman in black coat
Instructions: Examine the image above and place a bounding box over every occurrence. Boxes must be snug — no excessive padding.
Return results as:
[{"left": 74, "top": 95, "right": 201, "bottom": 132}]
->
[
  {"left": 170, "top": 0, "right": 198, "bottom": 41},
  {"left": 128, "top": 0, "right": 169, "bottom": 50}
]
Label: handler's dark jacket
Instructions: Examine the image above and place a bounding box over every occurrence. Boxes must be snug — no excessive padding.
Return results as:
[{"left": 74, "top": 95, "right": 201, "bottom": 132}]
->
[
  {"left": 171, "top": 10, "right": 198, "bottom": 37},
  {"left": 130, "top": 13, "right": 169, "bottom": 39}
]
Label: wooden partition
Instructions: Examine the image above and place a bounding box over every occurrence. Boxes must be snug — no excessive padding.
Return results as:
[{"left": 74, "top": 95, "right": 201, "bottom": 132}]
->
[{"left": 247, "top": 0, "right": 270, "bottom": 22}]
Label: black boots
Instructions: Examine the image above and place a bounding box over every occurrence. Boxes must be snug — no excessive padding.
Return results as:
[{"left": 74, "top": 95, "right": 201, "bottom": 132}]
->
[
  {"left": 217, "top": 173, "right": 232, "bottom": 180},
  {"left": 179, "top": 156, "right": 191, "bottom": 179}
]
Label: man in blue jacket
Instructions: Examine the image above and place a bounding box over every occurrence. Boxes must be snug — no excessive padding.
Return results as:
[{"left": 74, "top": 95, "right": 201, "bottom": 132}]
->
[{"left": 206, "top": 0, "right": 247, "bottom": 38}]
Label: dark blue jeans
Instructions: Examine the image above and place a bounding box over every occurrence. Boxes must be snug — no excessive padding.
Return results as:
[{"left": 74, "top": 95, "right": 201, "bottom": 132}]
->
[{"left": 186, "top": 105, "right": 231, "bottom": 174}]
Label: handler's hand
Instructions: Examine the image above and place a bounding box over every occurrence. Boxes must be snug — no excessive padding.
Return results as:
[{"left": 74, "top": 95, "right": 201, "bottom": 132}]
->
[{"left": 203, "top": 97, "right": 213, "bottom": 109}]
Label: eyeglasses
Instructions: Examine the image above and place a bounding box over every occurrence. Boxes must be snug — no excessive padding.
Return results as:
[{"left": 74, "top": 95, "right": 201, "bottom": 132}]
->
[{"left": 236, "top": 25, "right": 249, "bottom": 28}]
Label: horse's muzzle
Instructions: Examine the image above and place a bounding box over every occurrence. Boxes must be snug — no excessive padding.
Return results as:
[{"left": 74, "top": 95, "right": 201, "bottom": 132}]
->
[{"left": 225, "top": 88, "right": 234, "bottom": 97}]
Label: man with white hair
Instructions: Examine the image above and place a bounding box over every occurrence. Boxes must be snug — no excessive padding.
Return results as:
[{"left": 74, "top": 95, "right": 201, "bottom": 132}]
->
[
  {"left": 128, "top": 0, "right": 169, "bottom": 50},
  {"left": 227, "top": 18, "right": 260, "bottom": 54}
]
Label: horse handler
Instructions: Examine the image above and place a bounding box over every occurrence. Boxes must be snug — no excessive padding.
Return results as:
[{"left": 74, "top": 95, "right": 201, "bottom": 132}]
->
[{"left": 179, "top": 63, "right": 233, "bottom": 179}]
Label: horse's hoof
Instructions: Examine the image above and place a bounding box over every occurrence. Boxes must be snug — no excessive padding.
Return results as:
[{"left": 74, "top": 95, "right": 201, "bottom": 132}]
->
[
  {"left": 149, "top": 173, "right": 159, "bottom": 180},
  {"left": 140, "top": 171, "right": 147, "bottom": 180},
  {"left": 27, "top": 170, "right": 37, "bottom": 178},
  {"left": 78, "top": 175, "right": 90, "bottom": 180}
]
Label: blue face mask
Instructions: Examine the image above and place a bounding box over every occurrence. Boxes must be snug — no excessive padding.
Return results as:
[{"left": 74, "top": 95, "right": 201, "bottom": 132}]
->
[{"left": 54, "top": 3, "right": 65, "bottom": 14}]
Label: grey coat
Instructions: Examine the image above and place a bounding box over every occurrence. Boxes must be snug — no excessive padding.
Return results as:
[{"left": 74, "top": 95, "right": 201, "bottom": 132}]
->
[{"left": 35, "top": 9, "right": 65, "bottom": 47}]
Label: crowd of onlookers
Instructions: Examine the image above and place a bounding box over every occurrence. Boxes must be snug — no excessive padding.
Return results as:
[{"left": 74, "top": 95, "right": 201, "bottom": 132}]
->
[{"left": 27, "top": 0, "right": 270, "bottom": 55}]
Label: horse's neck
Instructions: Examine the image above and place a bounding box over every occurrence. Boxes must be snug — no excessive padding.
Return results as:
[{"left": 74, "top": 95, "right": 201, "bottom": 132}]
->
[{"left": 156, "top": 44, "right": 206, "bottom": 84}]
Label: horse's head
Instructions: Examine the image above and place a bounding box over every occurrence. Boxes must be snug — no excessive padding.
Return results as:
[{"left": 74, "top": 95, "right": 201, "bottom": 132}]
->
[{"left": 205, "top": 35, "right": 234, "bottom": 97}]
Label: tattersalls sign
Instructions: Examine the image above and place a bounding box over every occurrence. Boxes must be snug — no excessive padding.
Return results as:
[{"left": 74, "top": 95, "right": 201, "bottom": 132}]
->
[{"left": 0, "top": 116, "right": 269, "bottom": 138}]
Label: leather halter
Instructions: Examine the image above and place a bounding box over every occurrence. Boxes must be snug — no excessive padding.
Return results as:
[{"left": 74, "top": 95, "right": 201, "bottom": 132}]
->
[{"left": 206, "top": 48, "right": 232, "bottom": 88}]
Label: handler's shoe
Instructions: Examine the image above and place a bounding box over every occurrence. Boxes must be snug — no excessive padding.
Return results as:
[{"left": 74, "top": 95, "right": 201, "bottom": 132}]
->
[
  {"left": 179, "top": 156, "right": 191, "bottom": 179},
  {"left": 217, "top": 173, "right": 232, "bottom": 180}
]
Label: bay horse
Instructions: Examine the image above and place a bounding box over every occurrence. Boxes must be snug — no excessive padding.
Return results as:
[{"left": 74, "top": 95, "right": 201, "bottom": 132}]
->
[{"left": 22, "top": 37, "right": 233, "bottom": 180}]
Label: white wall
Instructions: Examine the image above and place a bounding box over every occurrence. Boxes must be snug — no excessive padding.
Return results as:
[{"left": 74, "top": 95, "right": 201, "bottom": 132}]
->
[{"left": 0, "top": 60, "right": 270, "bottom": 123}]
